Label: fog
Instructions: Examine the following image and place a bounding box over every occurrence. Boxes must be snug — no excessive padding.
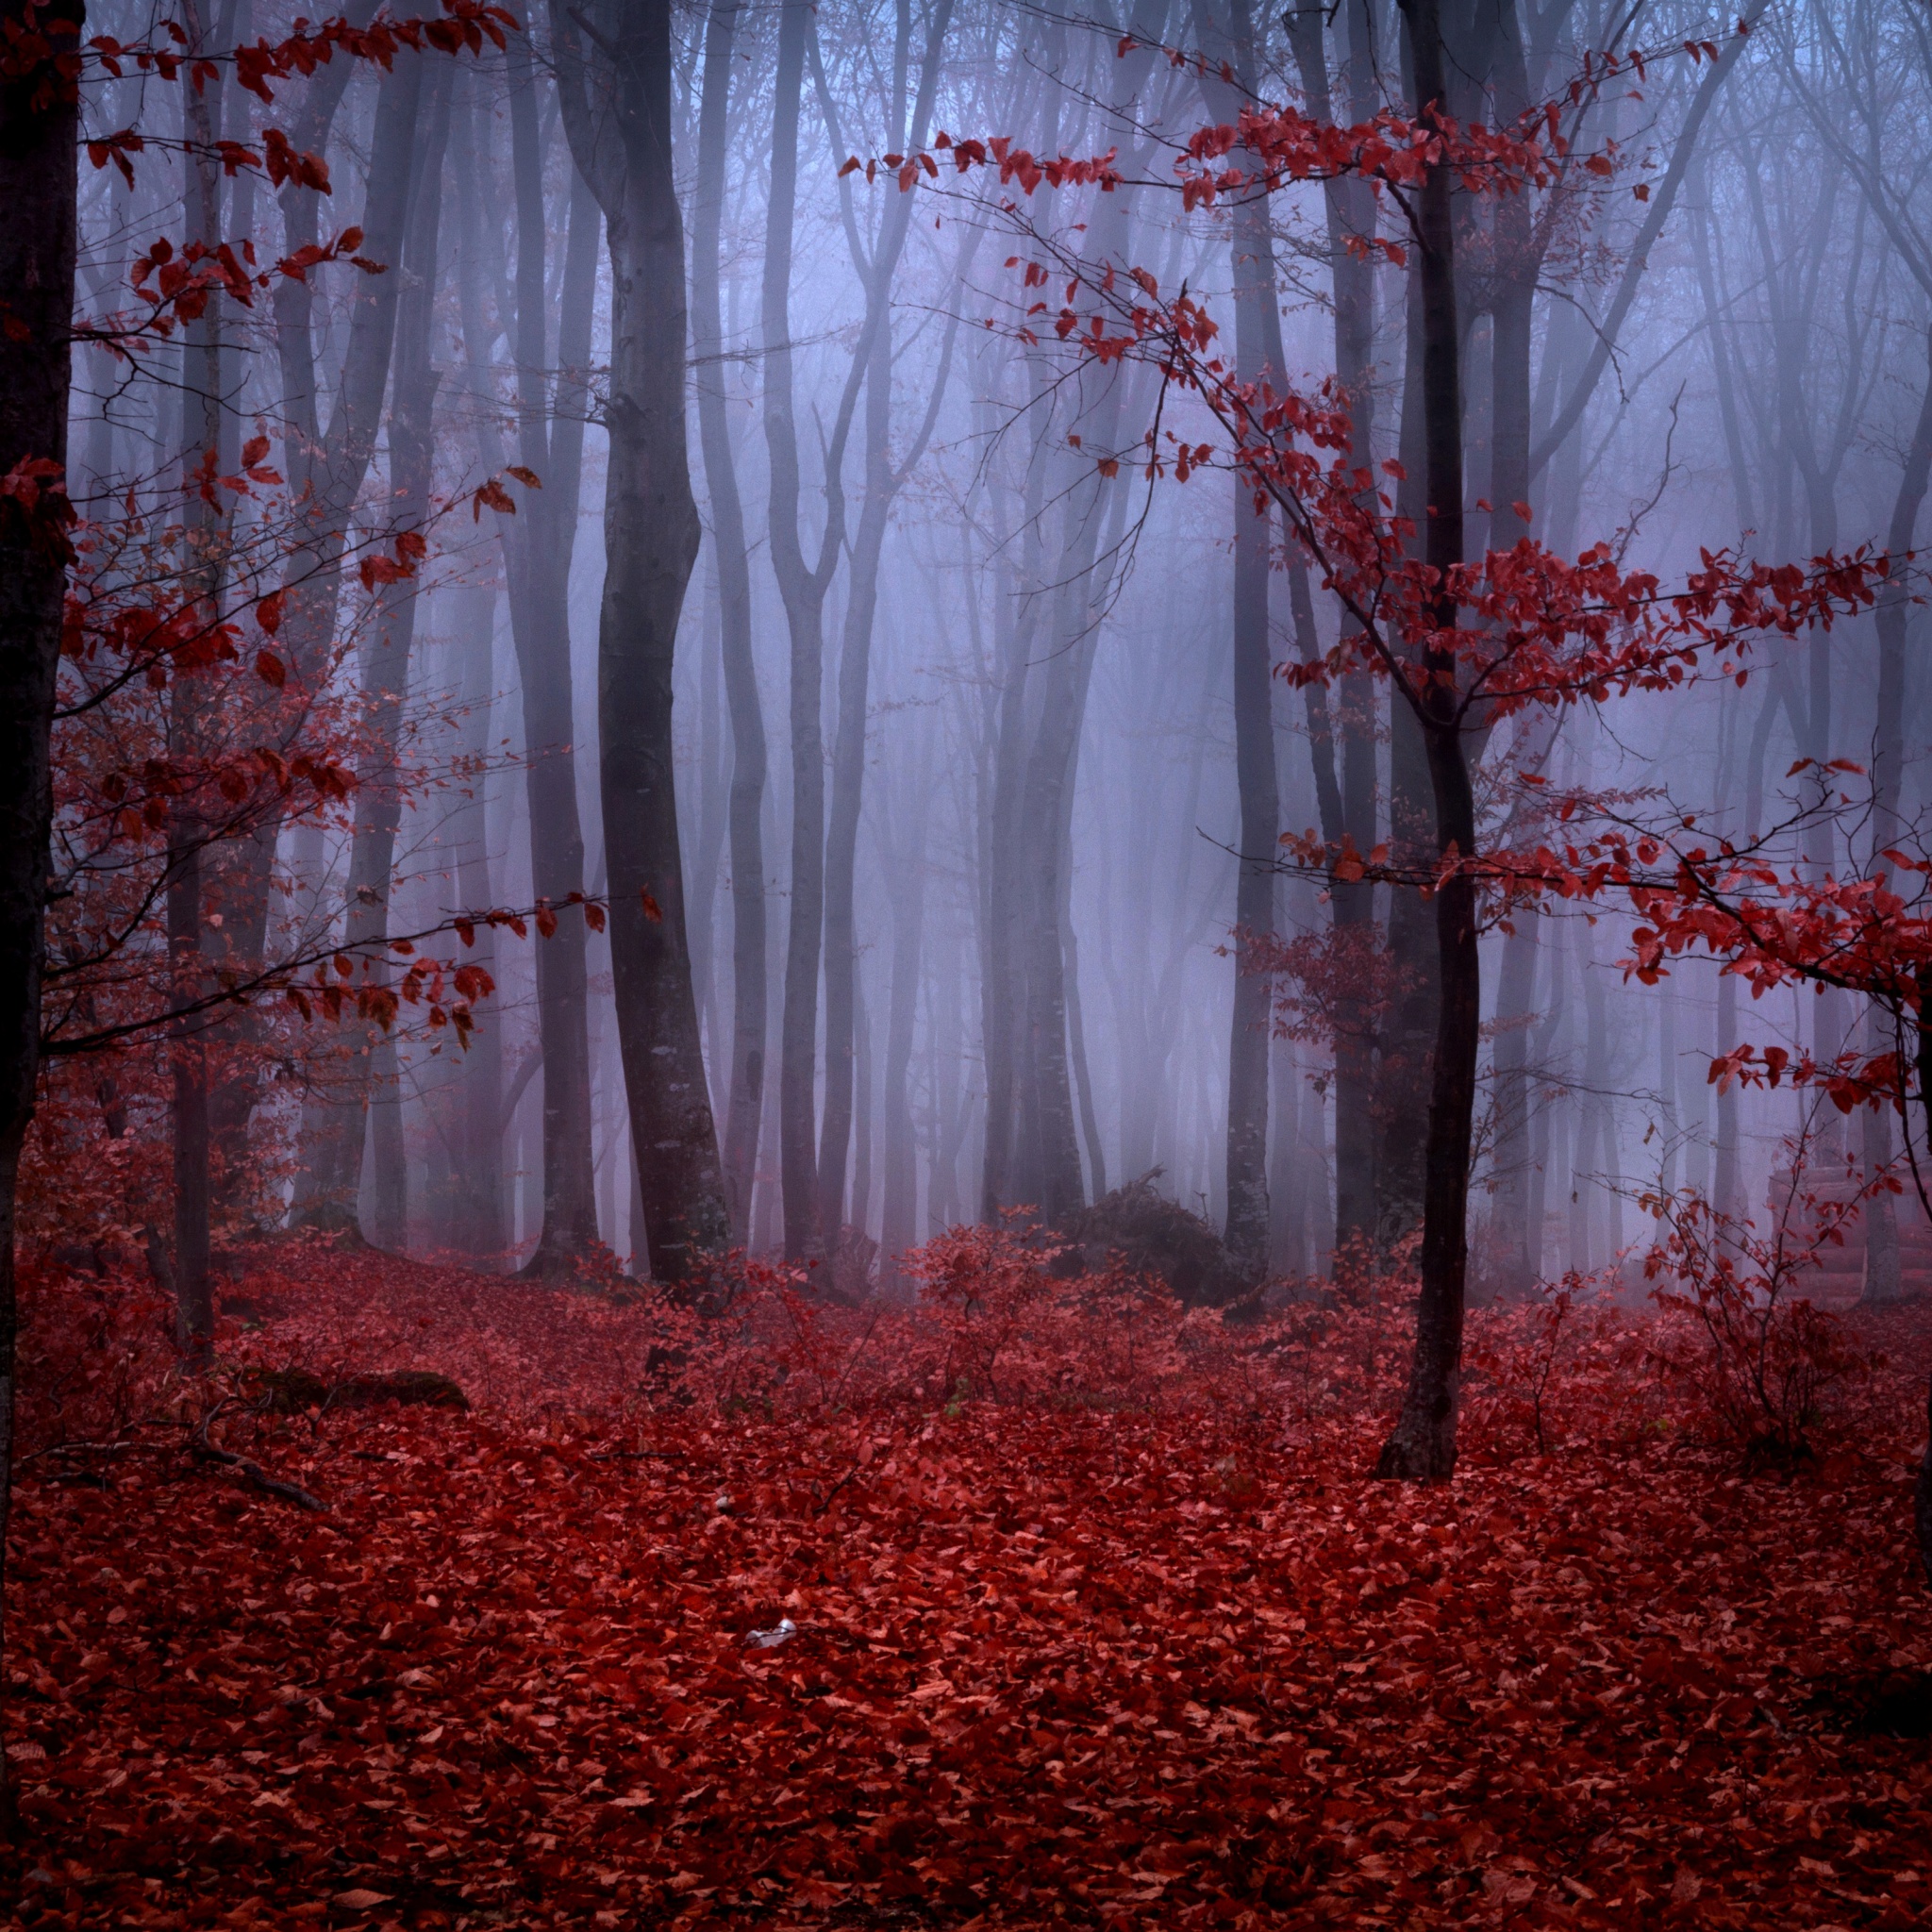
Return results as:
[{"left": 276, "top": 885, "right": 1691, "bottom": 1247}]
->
[{"left": 62, "top": 0, "right": 1932, "bottom": 1306}]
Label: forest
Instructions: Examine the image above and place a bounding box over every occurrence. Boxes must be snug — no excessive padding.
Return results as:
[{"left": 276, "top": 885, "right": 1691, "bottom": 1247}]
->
[{"left": 2, "top": 0, "right": 1932, "bottom": 1920}]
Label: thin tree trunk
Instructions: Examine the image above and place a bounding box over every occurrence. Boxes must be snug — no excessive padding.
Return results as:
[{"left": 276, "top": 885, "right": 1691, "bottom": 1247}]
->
[
  {"left": 298, "top": 66, "right": 448, "bottom": 1236},
  {"left": 1286, "top": 0, "right": 1380, "bottom": 1260},
  {"left": 169, "top": 0, "right": 230, "bottom": 1347},
  {"left": 1208, "top": 0, "right": 1278, "bottom": 1272},
  {"left": 450, "top": 585, "right": 508, "bottom": 1263},
  {"left": 1862, "top": 330, "right": 1932, "bottom": 1302},
  {"left": 1490, "top": 912, "right": 1538, "bottom": 1298},
  {"left": 287, "top": 55, "right": 427, "bottom": 1224},
  {"left": 691, "top": 0, "right": 767, "bottom": 1243},
  {"left": 819, "top": 325, "right": 893, "bottom": 1243},
  {"left": 555, "top": 0, "right": 727, "bottom": 1282},
  {"left": 764, "top": 0, "right": 838, "bottom": 1258},
  {"left": 504, "top": 49, "right": 602, "bottom": 1274},
  {"left": 1376, "top": 0, "right": 1477, "bottom": 1483},
  {"left": 878, "top": 782, "right": 929, "bottom": 1291}
]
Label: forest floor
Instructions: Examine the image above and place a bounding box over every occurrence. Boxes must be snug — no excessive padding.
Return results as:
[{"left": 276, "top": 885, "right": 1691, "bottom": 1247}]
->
[{"left": 6, "top": 1249, "right": 1932, "bottom": 1930}]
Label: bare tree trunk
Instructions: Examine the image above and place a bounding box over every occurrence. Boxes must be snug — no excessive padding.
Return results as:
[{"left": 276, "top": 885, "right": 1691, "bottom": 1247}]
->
[
  {"left": 288, "top": 55, "right": 428, "bottom": 1226},
  {"left": 878, "top": 779, "right": 930, "bottom": 1290},
  {"left": 555, "top": 0, "right": 727, "bottom": 1282},
  {"left": 504, "top": 51, "right": 603, "bottom": 1275},
  {"left": 1490, "top": 912, "right": 1538, "bottom": 1298},
  {"left": 449, "top": 585, "right": 508, "bottom": 1262},
  {"left": 1862, "top": 330, "right": 1932, "bottom": 1302},
  {"left": 818, "top": 332, "right": 892, "bottom": 1242},
  {"left": 1285, "top": 0, "right": 1380, "bottom": 1260},
  {"left": 692, "top": 0, "right": 767, "bottom": 1243},
  {"left": 169, "top": 0, "right": 231, "bottom": 1348},
  {"left": 1208, "top": 0, "right": 1279, "bottom": 1273},
  {"left": 1376, "top": 0, "right": 1478, "bottom": 1483},
  {"left": 763, "top": 0, "right": 841, "bottom": 1257},
  {"left": 0, "top": 0, "right": 81, "bottom": 1836},
  {"left": 314, "top": 72, "right": 449, "bottom": 1248}
]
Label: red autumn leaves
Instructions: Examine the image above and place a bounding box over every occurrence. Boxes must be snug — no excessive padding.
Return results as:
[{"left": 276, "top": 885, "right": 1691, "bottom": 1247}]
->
[{"left": 7, "top": 1249, "right": 1932, "bottom": 1929}]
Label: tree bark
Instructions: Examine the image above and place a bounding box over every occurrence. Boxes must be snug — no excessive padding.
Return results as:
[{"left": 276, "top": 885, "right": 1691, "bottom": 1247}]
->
[
  {"left": 1285, "top": 0, "right": 1381, "bottom": 1262},
  {"left": 287, "top": 54, "right": 428, "bottom": 1226},
  {"left": 692, "top": 0, "right": 767, "bottom": 1243},
  {"left": 555, "top": 0, "right": 727, "bottom": 1282},
  {"left": 448, "top": 584, "right": 508, "bottom": 1262},
  {"left": 1376, "top": 0, "right": 1477, "bottom": 1483},
  {"left": 300, "top": 62, "right": 450, "bottom": 1242},
  {"left": 878, "top": 776, "right": 929, "bottom": 1291},
  {"left": 762, "top": 0, "right": 840, "bottom": 1257},
  {"left": 506, "top": 45, "right": 602, "bottom": 1274},
  {"left": 1208, "top": 0, "right": 1279, "bottom": 1274},
  {"left": 1489, "top": 910, "right": 1539, "bottom": 1298},
  {"left": 168, "top": 0, "right": 231, "bottom": 1349},
  {"left": 1862, "top": 329, "right": 1932, "bottom": 1302},
  {"left": 0, "top": 0, "right": 82, "bottom": 1837}
]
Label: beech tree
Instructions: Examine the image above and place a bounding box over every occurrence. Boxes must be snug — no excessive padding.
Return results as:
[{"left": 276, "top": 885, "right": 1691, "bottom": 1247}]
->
[{"left": 553, "top": 0, "right": 728, "bottom": 1281}]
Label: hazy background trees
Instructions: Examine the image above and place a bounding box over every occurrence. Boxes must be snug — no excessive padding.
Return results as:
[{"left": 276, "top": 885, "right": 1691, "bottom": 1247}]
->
[{"left": 54, "top": 0, "right": 1932, "bottom": 1302}]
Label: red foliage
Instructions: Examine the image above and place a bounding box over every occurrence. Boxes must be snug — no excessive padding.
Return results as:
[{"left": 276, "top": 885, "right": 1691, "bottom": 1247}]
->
[{"left": 8, "top": 1246, "right": 1932, "bottom": 1928}]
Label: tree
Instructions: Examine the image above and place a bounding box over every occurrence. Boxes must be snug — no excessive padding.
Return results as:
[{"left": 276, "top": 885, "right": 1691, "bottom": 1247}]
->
[
  {"left": 553, "top": 0, "right": 728, "bottom": 1282},
  {"left": 0, "top": 0, "right": 84, "bottom": 1803},
  {"left": 860, "top": 12, "right": 1880, "bottom": 1480},
  {"left": 691, "top": 0, "right": 768, "bottom": 1244}
]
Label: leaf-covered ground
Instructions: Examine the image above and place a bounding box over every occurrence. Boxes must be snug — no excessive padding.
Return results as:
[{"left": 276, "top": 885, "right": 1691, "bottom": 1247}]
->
[{"left": 8, "top": 1270, "right": 1932, "bottom": 1930}]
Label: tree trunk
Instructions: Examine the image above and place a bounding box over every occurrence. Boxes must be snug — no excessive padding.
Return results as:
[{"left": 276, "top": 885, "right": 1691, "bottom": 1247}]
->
[
  {"left": 1285, "top": 0, "right": 1381, "bottom": 1262},
  {"left": 302, "top": 68, "right": 449, "bottom": 1241},
  {"left": 1863, "top": 329, "right": 1932, "bottom": 1302},
  {"left": 817, "top": 350, "right": 889, "bottom": 1242},
  {"left": 1489, "top": 910, "right": 1538, "bottom": 1298},
  {"left": 287, "top": 54, "right": 427, "bottom": 1226},
  {"left": 449, "top": 584, "right": 508, "bottom": 1263},
  {"left": 1208, "top": 0, "right": 1279, "bottom": 1273},
  {"left": 505, "top": 49, "right": 602, "bottom": 1275},
  {"left": 878, "top": 779, "right": 930, "bottom": 1291},
  {"left": 555, "top": 0, "right": 727, "bottom": 1282},
  {"left": 169, "top": 0, "right": 230, "bottom": 1348},
  {"left": 692, "top": 0, "right": 767, "bottom": 1243},
  {"left": 0, "top": 0, "right": 81, "bottom": 1836},
  {"left": 1376, "top": 0, "right": 1476, "bottom": 1484},
  {"left": 763, "top": 0, "right": 835, "bottom": 1258}
]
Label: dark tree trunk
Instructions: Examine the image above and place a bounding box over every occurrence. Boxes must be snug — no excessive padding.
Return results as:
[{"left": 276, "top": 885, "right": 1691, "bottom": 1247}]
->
[
  {"left": 1486, "top": 0, "right": 1534, "bottom": 552},
  {"left": 1376, "top": 0, "right": 1478, "bottom": 1484},
  {"left": 0, "top": 0, "right": 82, "bottom": 1831},
  {"left": 692, "top": 0, "right": 767, "bottom": 1243},
  {"left": 506, "top": 48, "right": 602, "bottom": 1275},
  {"left": 1208, "top": 0, "right": 1279, "bottom": 1273},
  {"left": 763, "top": 0, "right": 838, "bottom": 1258},
  {"left": 555, "top": 0, "right": 727, "bottom": 1282}
]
